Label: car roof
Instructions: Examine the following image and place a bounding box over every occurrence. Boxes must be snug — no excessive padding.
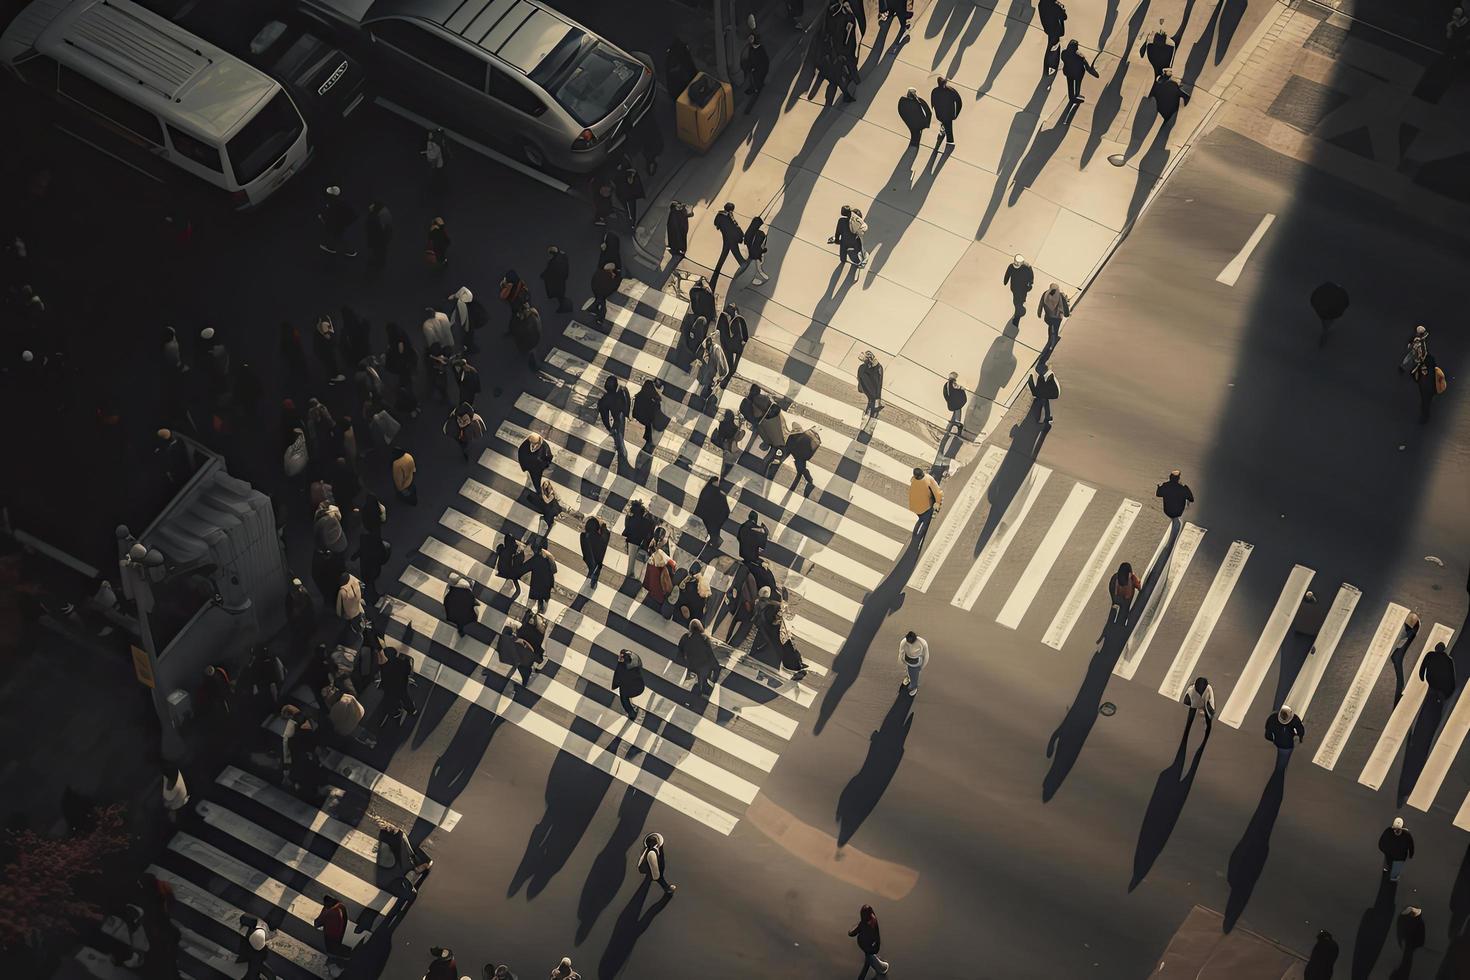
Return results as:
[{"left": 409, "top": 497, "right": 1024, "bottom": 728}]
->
[
  {"left": 31, "top": 0, "right": 278, "bottom": 139},
  {"left": 368, "top": 0, "right": 578, "bottom": 74}
]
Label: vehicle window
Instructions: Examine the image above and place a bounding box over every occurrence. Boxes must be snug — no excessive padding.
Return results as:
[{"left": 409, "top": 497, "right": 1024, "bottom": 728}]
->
[
  {"left": 167, "top": 125, "right": 223, "bottom": 172},
  {"left": 57, "top": 65, "right": 163, "bottom": 145},
  {"left": 370, "top": 19, "right": 486, "bottom": 90},
  {"left": 15, "top": 52, "right": 59, "bottom": 88},
  {"left": 540, "top": 42, "right": 640, "bottom": 126},
  {"left": 226, "top": 91, "right": 303, "bottom": 184},
  {"left": 488, "top": 67, "right": 546, "bottom": 116}
]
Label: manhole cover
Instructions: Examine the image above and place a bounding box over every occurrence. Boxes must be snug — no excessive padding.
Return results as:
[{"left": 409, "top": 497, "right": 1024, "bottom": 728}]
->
[{"left": 1099, "top": 702, "right": 1117, "bottom": 716}]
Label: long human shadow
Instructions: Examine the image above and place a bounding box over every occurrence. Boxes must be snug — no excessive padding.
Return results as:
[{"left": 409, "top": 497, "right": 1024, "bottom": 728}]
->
[
  {"left": 597, "top": 880, "right": 673, "bottom": 979},
  {"left": 930, "top": 0, "right": 992, "bottom": 76},
  {"left": 1223, "top": 764, "right": 1287, "bottom": 931},
  {"left": 1098, "top": 0, "right": 1121, "bottom": 48},
  {"left": 971, "top": 416, "right": 1048, "bottom": 559},
  {"left": 1269, "top": 634, "right": 1313, "bottom": 715},
  {"left": 977, "top": 75, "right": 1053, "bottom": 236},
  {"left": 1351, "top": 875, "right": 1399, "bottom": 980},
  {"left": 1130, "top": 712, "right": 1207, "bottom": 890},
  {"left": 1180, "top": 0, "right": 1224, "bottom": 88},
  {"left": 974, "top": 317, "right": 1020, "bottom": 407},
  {"left": 1082, "top": 0, "right": 1154, "bottom": 169},
  {"left": 1043, "top": 625, "right": 1128, "bottom": 801},
  {"left": 575, "top": 786, "right": 654, "bottom": 945},
  {"left": 836, "top": 694, "right": 915, "bottom": 845},
  {"left": 1173, "top": 0, "right": 1200, "bottom": 48},
  {"left": 1123, "top": 113, "right": 1176, "bottom": 230},
  {"left": 1440, "top": 845, "right": 1470, "bottom": 978},
  {"left": 864, "top": 142, "right": 944, "bottom": 286},
  {"left": 1215, "top": 0, "right": 1248, "bottom": 65},
  {"left": 507, "top": 751, "right": 613, "bottom": 900},
  {"left": 1396, "top": 694, "right": 1447, "bottom": 805},
  {"left": 977, "top": 0, "right": 1031, "bottom": 96},
  {"left": 1008, "top": 102, "right": 1078, "bottom": 208},
  {"left": 813, "top": 527, "right": 922, "bottom": 736},
  {"left": 425, "top": 703, "right": 505, "bottom": 810}
]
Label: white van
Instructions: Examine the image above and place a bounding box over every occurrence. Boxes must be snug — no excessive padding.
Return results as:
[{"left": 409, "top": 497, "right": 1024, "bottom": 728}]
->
[{"left": 1, "top": 0, "right": 313, "bottom": 208}]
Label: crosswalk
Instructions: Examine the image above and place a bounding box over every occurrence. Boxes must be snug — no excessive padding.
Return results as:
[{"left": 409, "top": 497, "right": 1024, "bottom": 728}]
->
[
  {"left": 913, "top": 441, "right": 1466, "bottom": 829},
  {"left": 384, "top": 279, "right": 937, "bottom": 836},
  {"left": 78, "top": 719, "right": 460, "bottom": 980}
]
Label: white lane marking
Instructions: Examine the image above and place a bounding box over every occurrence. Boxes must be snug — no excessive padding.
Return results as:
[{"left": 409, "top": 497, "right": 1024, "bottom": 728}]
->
[
  {"left": 1218, "top": 565, "right": 1315, "bottom": 728},
  {"left": 373, "top": 97, "right": 571, "bottom": 193},
  {"left": 950, "top": 465, "right": 1052, "bottom": 611},
  {"left": 1408, "top": 679, "right": 1470, "bottom": 812},
  {"left": 1043, "top": 500, "right": 1142, "bottom": 650},
  {"left": 996, "top": 482, "right": 1095, "bottom": 629},
  {"left": 1215, "top": 213, "right": 1276, "bottom": 286},
  {"left": 1114, "top": 523, "right": 1206, "bottom": 681},
  {"left": 616, "top": 279, "right": 690, "bottom": 319},
  {"left": 1359, "top": 625, "right": 1456, "bottom": 791},
  {"left": 316, "top": 746, "right": 461, "bottom": 831},
  {"left": 216, "top": 767, "right": 381, "bottom": 866},
  {"left": 1159, "top": 540, "right": 1252, "bottom": 700},
  {"left": 1314, "top": 603, "right": 1412, "bottom": 771},
  {"left": 1457, "top": 791, "right": 1470, "bottom": 832},
  {"left": 910, "top": 445, "right": 1006, "bottom": 593},
  {"left": 1284, "top": 583, "right": 1362, "bottom": 719}
]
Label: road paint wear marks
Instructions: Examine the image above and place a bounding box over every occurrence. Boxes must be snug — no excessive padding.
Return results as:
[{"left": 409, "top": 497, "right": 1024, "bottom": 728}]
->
[
  {"left": 1159, "top": 540, "right": 1252, "bottom": 700},
  {"left": 1358, "top": 624, "right": 1455, "bottom": 791},
  {"left": 996, "top": 482, "right": 1095, "bottom": 629},
  {"left": 1215, "top": 213, "right": 1276, "bottom": 286},
  {"left": 1218, "top": 565, "right": 1315, "bottom": 728},
  {"left": 1314, "top": 603, "right": 1412, "bottom": 771},
  {"left": 909, "top": 445, "right": 1006, "bottom": 593},
  {"left": 951, "top": 465, "right": 1052, "bottom": 612},
  {"left": 1283, "top": 583, "right": 1361, "bottom": 719},
  {"left": 1114, "top": 523, "right": 1206, "bottom": 681},
  {"left": 1408, "top": 677, "right": 1470, "bottom": 812},
  {"left": 1043, "top": 500, "right": 1141, "bottom": 650}
]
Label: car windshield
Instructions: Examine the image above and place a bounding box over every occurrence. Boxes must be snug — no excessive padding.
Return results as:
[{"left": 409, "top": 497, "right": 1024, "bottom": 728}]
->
[
  {"left": 541, "top": 41, "right": 641, "bottom": 126},
  {"left": 226, "top": 90, "right": 303, "bottom": 185}
]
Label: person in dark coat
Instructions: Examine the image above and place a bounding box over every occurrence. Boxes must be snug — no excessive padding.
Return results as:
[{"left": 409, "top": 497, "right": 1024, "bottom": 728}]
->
[
  {"left": 744, "top": 218, "right": 770, "bottom": 285},
  {"left": 1413, "top": 353, "right": 1439, "bottom": 423},
  {"left": 495, "top": 532, "right": 529, "bottom": 600},
  {"left": 897, "top": 86, "right": 932, "bottom": 146},
  {"left": 451, "top": 357, "right": 481, "bottom": 405},
  {"left": 599, "top": 230, "right": 623, "bottom": 275},
  {"left": 740, "top": 32, "right": 770, "bottom": 113},
  {"left": 636, "top": 112, "right": 664, "bottom": 175},
  {"left": 1140, "top": 23, "right": 1175, "bottom": 78},
  {"left": 365, "top": 201, "right": 393, "bottom": 273},
  {"left": 666, "top": 202, "right": 692, "bottom": 259},
  {"left": 689, "top": 277, "right": 717, "bottom": 323},
  {"left": 1061, "top": 40, "right": 1100, "bottom": 104},
  {"left": 677, "top": 619, "right": 719, "bottom": 695},
  {"left": 377, "top": 647, "right": 417, "bottom": 725},
  {"left": 671, "top": 563, "right": 711, "bottom": 626},
  {"left": 778, "top": 426, "right": 820, "bottom": 492},
  {"left": 930, "top": 76, "right": 961, "bottom": 146},
  {"left": 517, "top": 610, "right": 548, "bottom": 666},
  {"left": 711, "top": 202, "right": 747, "bottom": 286},
  {"left": 1265, "top": 705, "right": 1305, "bottom": 767},
  {"left": 540, "top": 246, "right": 571, "bottom": 313},
  {"left": 1395, "top": 907, "right": 1425, "bottom": 969},
  {"left": 526, "top": 548, "right": 557, "bottom": 615},
  {"left": 590, "top": 262, "right": 622, "bottom": 325},
  {"left": 612, "top": 648, "right": 646, "bottom": 718},
  {"left": 694, "top": 477, "right": 730, "bottom": 545},
  {"left": 599, "top": 373, "right": 633, "bottom": 468},
  {"left": 717, "top": 304, "right": 749, "bottom": 372},
  {"left": 942, "top": 372, "right": 968, "bottom": 440},
  {"left": 1309, "top": 280, "right": 1349, "bottom": 343},
  {"left": 1418, "top": 641, "right": 1456, "bottom": 704},
  {"left": 637, "top": 832, "right": 676, "bottom": 894},
  {"left": 1148, "top": 69, "right": 1189, "bottom": 121},
  {"left": 623, "top": 500, "right": 657, "bottom": 552},
  {"left": 517, "top": 430, "right": 554, "bottom": 498},
  {"left": 496, "top": 625, "right": 538, "bottom": 692},
  {"left": 510, "top": 304, "right": 542, "bottom": 370},
  {"left": 664, "top": 39, "right": 697, "bottom": 102},
  {"left": 426, "top": 216, "right": 451, "bottom": 268},
  {"left": 354, "top": 523, "right": 388, "bottom": 603},
  {"left": 580, "top": 516, "right": 610, "bottom": 580},
  {"left": 1003, "top": 254, "right": 1035, "bottom": 325},
  {"left": 1027, "top": 359, "right": 1060, "bottom": 427},
  {"left": 738, "top": 511, "right": 769, "bottom": 565},
  {"left": 1378, "top": 817, "right": 1415, "bottom": 880},
  {"left": 443, "top": 571, "right": 479, "bottom": 635},
  {"left": 1304, "top": 930, "right": 1338, "bottom": 980},
  {"left": 1037, "top": 0, "right": 1067, "bottom": 49},
  {"left": 614, "top": 163, "right": 645, "bottom": 224},
  {"left": 632, "top": 378, "right": 665, "bottom": 454},
  {"left": 849, "top": 904, "right": 889, "bottom": 978}
]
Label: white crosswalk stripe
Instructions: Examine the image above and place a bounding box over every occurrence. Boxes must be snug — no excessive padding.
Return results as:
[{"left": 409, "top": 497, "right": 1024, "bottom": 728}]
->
[
  {"left": 996, "top": 482, "right": 1094, "bottom": 629},
  {"left": 1360, "top": 624, "right": 1457, "bottom": 792},
  {"left": 1313, "top": 603, "right": 1412, "bottom": 772},
  {"left": 1042, "top": 499, "right": 1141, "bottom": 651},
  {"left": 1218, "top": 565, "right": 1315, "bottom": 728},
  {"left": 1284, "top": 583, "right": 1362, "bottom": 720},
  {"left": 1408, "top": 678, "right": 1470, "bottom": 812},
  {"left": 1115, "top": 524, "right": 1206, "bottom": 682},
  {"left": 1159, "top": 541, "right": 1252, "bottom": 701},
  {"left": 951, "top": 465, "right": 1052, "bottom": 611},
  {"left": 909, "top": 445, "right": 1006, "bottom": 593}
]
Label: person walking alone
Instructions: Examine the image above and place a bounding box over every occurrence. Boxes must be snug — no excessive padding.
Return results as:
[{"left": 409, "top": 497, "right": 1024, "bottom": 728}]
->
[
  {"left": 443, "top": 571, "right": 479, "bottom": 635},
  {"left": 580, "top": 517, "right": 610, "bottom": 582},
  {"left": 908, "top": 467, "right": 942, "bottom": 536},
  {"left": 1037, "top": 282, "right": 1072, "bottom": 350},
  {"left": 1419, "top": 640, "right": 1456, "bottom": 706},
  {"left": 607, "top": 645, "right": 641, "bottom": 716},
  {"left": 849, "top": 904, "right": 890, "bottom": 978},
  {"left": 1061, "top": 40, "right": 1100, "bottom": 104},
  {"left": 637, "top": 832, "right": 677, "bottom": 894},
  {"left": 365, "top": 201, "right": 392, "bottom": 274},
  {"left": 1305, "top": 931, "right": 1338, "bottom": 980},
  {"left": 1412, "top": 353, "right": 1443, "bottom": 424},
  {"left": 633, "top": 378, "right": 665, "bottom": 458},
  {"left": 598, "top": 374, "right": 632, "bottom": 469},
  {"left": 898, "top": 630, "right": 929, "bottom": 696},
  {"left": 1027, "top": 359, "right": 1060, "bottom": 428},
  {"left": 317, "top": 185, "right": 358, "bottom": 257},
  {"left": 426, "top": 216, "right": 451, "bottom": 269},
  {"left": 1395, "top": 906, "right": 1425, "bottom": 972},
  {"left": 829, "top": 205, "right": 862, "bottom": 267},
  {"left": 444, "top": 402, "right": 486, "bottom": 462},
  {"left": 711, "top": 202, "right": 747, "bottom": 287},
  {"left": 942, "top": 372, "right": 967, "bottom": 440},
  {"left": 1309, "top": 280, "right": 1349, "bottom": 345},
  {"left": 517, "top": 430, "right": 554, "bottom": 499},
  {"left": 1156, "top": 469, "right": 1194, "bottom": 531},
  {"left": 1108, "top": 561, "right": 1140, "bottom": 624},
  {"left": 678, "top": 620, "right": 719, "bottom": 696},
  {"left": 740, "top": 32, "right": 769, "bottom": 113},
  {"left": 897, "top": 87, "right": 931, "bottom": 147},
  {"left": 1390, "top": 611, "right": 1420, "bottom": 704},
  {"left": 1148, "top": 68, "right": 1189, "bottom": 122},
  {"left": 1265, "top": 705, "right": 1305, "bottom": 768},
  {"left": 666, "top": 201, "right": 692, "bottom": 260},
  {"left": 779, "top": 425, "right": 821, "bottom": 493},
  {"left": 1004, "top": 254, "right": 1035, "bottom": 326},
  {"left": 589, "top": 262, "right": 622, "bottom": 326},
  {"left": 392, "top": 445, "right": 417, "bottom": 504},
  {"left": 497, "top": 625, "right": 539, "bottom": 697},
  {"left": 857, "top": 350, "right": 884, "bottom": 416},
  {"left": 694, "top": 476, "right": 730, "bottom": 546},
  {"left": 931, "top": 76, "right": 961, "bottom": 147},
  {"left": 1183, "top": 676, "right": 1215, "bottom": 739},
  {"left": 540, "top": 246, "right": 571, "bottom": 313},
  {"left": 1378, "top": 817, "right": 1415, "bottom": 882}
]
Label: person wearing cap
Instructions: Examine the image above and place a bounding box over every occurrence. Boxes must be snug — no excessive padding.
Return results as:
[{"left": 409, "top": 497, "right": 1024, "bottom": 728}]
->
[
  {"left": 1389, "top": 611, "right": 1420, "bottom": 704},
  {"left": 931, "top": 75, "right": 961, "bottom": 146},
  {"left": 711, "top": 202, "right": 747, "bottom": 286},
  {"left": 1378, "top": 817, "right": 1415, "bottom": 881},
  {"left": 908, "top": 467, "right": 943, "bottom": 536},
  {"left": 1148, "top": 68, "right": 1190, "bottom": 121},
  {"left": 857, "top": 350, "right": 884, "bottom": 416},
  {"left": 1003, "top": 254, "right": 1035, "bottom": 325},
  {"left": 1418, "top": 640, "right": 1456, "bottom": 705},
  {"left": 317, "top": 185, "right": 358, "bottom": 257},
  {"left": 1036, "top": 282, "right": 1072, "bottom": 351},
  {"left": 540, "top": 246, "right": 571, "bottom": 313},
  {"left": 941, "top": 372, "right": 968, "bottom": 439},
  {"left": 1265, "top": 705, "right": 1305, "bottom": 767},
  {"left": 517, "top": 430, "right": 554, "bottom": 499},
  {"left": 899, "top": 630, "right": 929, "bottom": 696},
  {"left": 1156, "top": 469, "right": 1194, "bottom": 531},
  {"left": 1395, "top": 906, "right": 1425, "bottom": 965},
  {"left": 897, "top": 86, "right": 932, "bottom": 147},
  {"left": 666, "top": 201, "right": 692, "bottom": 259},
  {"left": 1183, "top": 676, "right": 1215, "bottom": 738}
]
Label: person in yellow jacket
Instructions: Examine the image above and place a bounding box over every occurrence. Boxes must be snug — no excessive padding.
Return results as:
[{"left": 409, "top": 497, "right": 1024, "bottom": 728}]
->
[
  {"left": 391, "top": 445, "right": 417, "bottom": 504},
  {"left": 908, "top": 466, "right": 942, "bottom": 536}
]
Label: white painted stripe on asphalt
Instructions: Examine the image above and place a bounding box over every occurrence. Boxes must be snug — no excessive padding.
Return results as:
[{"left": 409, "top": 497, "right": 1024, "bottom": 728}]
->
[
  {"left": 216, "top": 766, "right": 381, "bottom": 864},
  {"left": 456, "top": 475, "right": 842, "bottom": 667},
  {"left": 996, "top": 482, "right": 1095, "bottom": 629},
  {"left": 1159, "top": 540, "right": 1252, "bottom": 700},
  {"left": 1314, "top": 603, "right": 1412, "bottom": 771},
  {"left": 441, "top": 498, "right": 826, "bottom": 697},
  {"left": 1215, "top": 213, "right": 1276, "bottom": 286},
  {"left": 378, "top": 596, "right": 743, "bottom": 836},
  {"left": 193, "top": 800, "right": 394, "bottom": 914},
  {"left": 908, "top": 445, "right": 1006, "bottom": 594},
  {"left": 401, "top": 547, "right": 786, "bottom": 769},
  {"left": 1042, "top": 500, "right": 1142, "bottom": 651},
  {"left": 1358, "top": 623, "right": 1456, "bottom": 791},
  {"left": 1284, "top": 583, "right": 1362, "bottom": 720},
  {"left": 1218, "top": 565, "right": 1315, "bottom": 728},
  {"left": 1408, "top": 680, "right": 1470, "bottom": 812},
  {"left": 150, "top": 864, "right": 331, "bottom": 976},
  {"left": 616, "top": 279, "right": 690, "bottom": 320},
  {"left": 315, "top": 747, "right": 462, "bottom": 832},
  {"left": 172, "top": 925, "right": 248, "bottom": 979},
  {"left": 373, "top": 97, "right": 571, "bottom": 193},
  {"left": 1114, "top": 523, "right": 1206, "bottom": 681},
  {"left": 950, "top": 465, "right": 1052, "bottom": 612},
  {"left": 1456, "top": 792, "right": 1470, "bottom": 832}
]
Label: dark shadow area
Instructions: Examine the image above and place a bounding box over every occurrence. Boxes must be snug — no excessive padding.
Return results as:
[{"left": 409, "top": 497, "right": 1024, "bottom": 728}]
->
[
  {"left": 1270, "top": 635, "right": 1313, "bottom": 714},
  {"left": 576, "top": 786, "right": 654, "bottom": 945},
  {"left": 1124, "top": 114, "right": 1175, "bottom": 229},
  {"left": 507, "top": 751, "right": 613, "bottom": 900},
  {"left": 1082, "top": 48, "right": 1132, "bottom": 171},
  {"left": 1043, "top": 631, "right": 1126, "bottom": 801},
  {"left": 835, "top": 694, "right": 915, "bottom": 845},
  {"left": 865, "top": 143, "right": 942, "bottom": 286},
  {"left": 1215, "top": 0, "right": 1248, "bottom": 65},
  {"left": 1098, "top": 0, "right": 1121, "bottom": 48},
  {"left": 425, "top": 703, "right": 505, "bottom": 810},
  {"left": 1351, "top": 874, "right": 1399, "bottom": 980},
  {"left": 1180, "top": 0, "right": 1224, "bottom": 88},
  {"left": 1223, "top": 764, "right": 1287, "bottom": 931},
  {"left": 597, "top": 879, "right": 673, "bottom": 979},
  {"left": 972, "top": 419, "right": 1048, "bottom": 559},
  {"left": 1395, "top": 695, "right": 1446, "bottom": 805},
  {"left": 974, "top": 318, "right": 1021, "bottom": 407},
  {"left": 1009, "top": 104, "right": 1077, "bottom": 207},
  {"left": 929, "top": 0, "right": 993, "bottom": 76},
  {"left": 1130, "top": 712, "right": 1207, "bottom": 889},
  {"left": 978, "top": 0, "right": 1033, "bottom": 96},
  {"left": 978, "top": 76, "right": 1053, "bottom": 235}
]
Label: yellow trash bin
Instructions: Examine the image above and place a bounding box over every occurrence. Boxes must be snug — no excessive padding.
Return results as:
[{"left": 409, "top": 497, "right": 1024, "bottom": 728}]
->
[{"left": 675, "top": 73, "right": 734, "bottom": 153}]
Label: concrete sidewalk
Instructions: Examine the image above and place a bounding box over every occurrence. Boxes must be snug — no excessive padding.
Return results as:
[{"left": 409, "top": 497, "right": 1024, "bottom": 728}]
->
[{"left": 632, "top": 0, "right": 1273, "bottom": 438}]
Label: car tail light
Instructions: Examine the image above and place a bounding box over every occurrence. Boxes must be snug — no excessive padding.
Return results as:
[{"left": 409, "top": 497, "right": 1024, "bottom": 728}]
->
[{"left": 571, "top": 128, "right": 599, "bottom": 152}]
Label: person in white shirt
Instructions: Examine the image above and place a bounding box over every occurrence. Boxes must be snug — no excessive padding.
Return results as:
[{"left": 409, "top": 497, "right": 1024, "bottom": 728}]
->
[
  {"left": 899, "top": 631, "right": 929, "bottom": 697},
  {"left": 1183, "top": 676, "right": 1215, "bottom": 737}
]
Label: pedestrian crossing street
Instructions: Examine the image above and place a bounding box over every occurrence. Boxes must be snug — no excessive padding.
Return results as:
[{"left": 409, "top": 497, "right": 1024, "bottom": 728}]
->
[
  {"left": 383, "top": 279, "right": 943, "bottom": 836},
  {"left": 913, "top": 442, "right": 1467, "bottom": 830},
  {"left": 78, "top": 726, "right": 460, "bottom": 980}
]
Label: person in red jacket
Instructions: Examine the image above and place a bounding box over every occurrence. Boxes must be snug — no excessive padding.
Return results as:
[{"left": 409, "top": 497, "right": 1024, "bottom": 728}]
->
[
  {"left": 313, "top": 894, "right": 349, "bottom": 967},
  {"left": 849, "top": 904, "right": 889, "bottom": 977}
]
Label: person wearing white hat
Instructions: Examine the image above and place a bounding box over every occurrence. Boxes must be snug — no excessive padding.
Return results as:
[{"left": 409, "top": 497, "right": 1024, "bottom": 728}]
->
[
  {"left": 1265, "top": 705, "right": 1305, "bottom": 767},
  {"left": 548, "top": 956, "right": 580, "bottom": 979},
  {"left": 239, "top": 916, "right": 273, "bottom": 979},
  {"left": 1378, "top": 817, "right": 1415, "bottom": 881},
  {"left": 317, "top": 185, "right": 359, "bottom": 257}
]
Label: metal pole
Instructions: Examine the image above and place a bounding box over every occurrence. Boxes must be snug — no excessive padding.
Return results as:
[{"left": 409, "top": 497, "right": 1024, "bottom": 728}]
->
[{"left": 712, "top": 0, "right": 729, "bottom": 81}]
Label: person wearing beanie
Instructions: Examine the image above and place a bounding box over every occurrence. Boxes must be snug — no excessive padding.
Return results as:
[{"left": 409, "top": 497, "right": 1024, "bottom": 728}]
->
[
  {"left": 1265, "top": 704, "right": 1305, "bottom": 766},
  {"left": 898, "top": 630, "right": 929, "bottom": 696},
  {"left": 1378, "top": 817, "right": 1415, "bottom": 881}
]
